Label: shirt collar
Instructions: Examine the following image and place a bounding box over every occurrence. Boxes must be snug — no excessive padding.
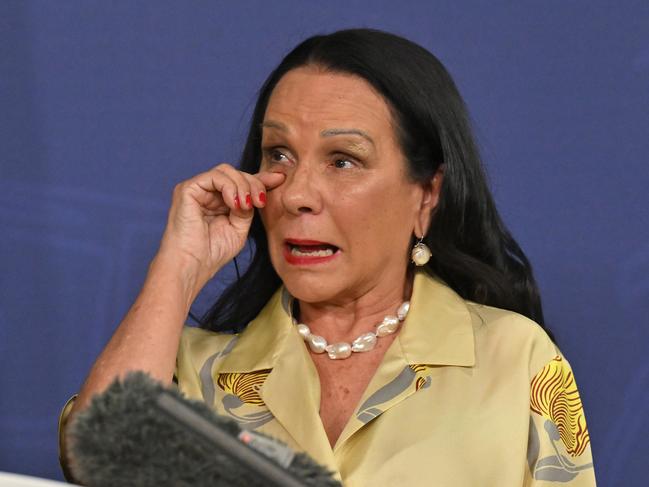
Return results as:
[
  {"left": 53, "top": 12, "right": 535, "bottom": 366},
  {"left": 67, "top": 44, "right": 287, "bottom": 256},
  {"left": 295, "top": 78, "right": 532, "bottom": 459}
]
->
[
  {"left": 397, "top": 270, "right": 475, "bottom": 367},
  {"left": 218, "top": 270, "right": 475, "bottom": 373},
  {"left": 218, "top": 286, "right": 295, "bottom": 373}
]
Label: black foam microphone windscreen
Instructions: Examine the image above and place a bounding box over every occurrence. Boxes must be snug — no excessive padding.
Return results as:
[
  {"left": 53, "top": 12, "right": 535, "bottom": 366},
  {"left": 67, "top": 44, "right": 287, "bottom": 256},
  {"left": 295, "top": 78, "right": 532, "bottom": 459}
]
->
[{"left": 67, "top": 372, "right": 341, "bottom": 487}]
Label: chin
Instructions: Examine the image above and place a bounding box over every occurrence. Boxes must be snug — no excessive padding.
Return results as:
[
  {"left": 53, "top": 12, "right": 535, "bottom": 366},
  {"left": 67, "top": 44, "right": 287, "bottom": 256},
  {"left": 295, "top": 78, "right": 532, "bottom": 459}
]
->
[
  {"left": 279, "top": 271, "right": 348, "bottom": 304},
  {"left": 268, "top": 245, "right": 348, "bottom": 303}
]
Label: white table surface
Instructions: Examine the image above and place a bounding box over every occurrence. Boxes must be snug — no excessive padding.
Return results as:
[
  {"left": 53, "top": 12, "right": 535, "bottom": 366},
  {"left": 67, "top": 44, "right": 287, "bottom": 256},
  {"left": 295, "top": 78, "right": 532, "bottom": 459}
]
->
[{"left": 0, "top": 472, "right": 78, "bottom": 487}]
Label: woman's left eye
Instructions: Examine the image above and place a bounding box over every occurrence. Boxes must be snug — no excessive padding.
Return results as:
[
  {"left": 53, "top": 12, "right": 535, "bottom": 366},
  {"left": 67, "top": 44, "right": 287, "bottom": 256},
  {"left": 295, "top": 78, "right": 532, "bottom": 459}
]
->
[{"left": 332, "top": 157, "right": 356, "bottom": 169}]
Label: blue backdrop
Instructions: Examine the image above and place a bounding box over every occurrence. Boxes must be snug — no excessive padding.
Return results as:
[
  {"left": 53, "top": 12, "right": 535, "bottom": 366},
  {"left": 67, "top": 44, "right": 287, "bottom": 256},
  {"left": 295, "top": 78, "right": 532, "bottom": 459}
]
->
[{"left": 1, "top": 1, "right": 647, "bottom": 485}]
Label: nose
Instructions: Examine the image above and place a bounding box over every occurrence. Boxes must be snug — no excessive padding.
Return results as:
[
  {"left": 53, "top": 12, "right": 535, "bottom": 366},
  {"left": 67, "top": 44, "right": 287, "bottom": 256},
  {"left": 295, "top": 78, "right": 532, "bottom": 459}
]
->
[{"left": 280, "top": 162, "right": 323, "bottom": 216}]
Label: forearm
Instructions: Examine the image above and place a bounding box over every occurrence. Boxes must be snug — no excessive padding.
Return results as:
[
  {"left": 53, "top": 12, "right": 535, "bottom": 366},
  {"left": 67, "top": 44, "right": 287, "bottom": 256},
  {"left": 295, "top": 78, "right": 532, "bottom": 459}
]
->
[{"left": 72, "top": 251, "right": 203, "bottom": 413}]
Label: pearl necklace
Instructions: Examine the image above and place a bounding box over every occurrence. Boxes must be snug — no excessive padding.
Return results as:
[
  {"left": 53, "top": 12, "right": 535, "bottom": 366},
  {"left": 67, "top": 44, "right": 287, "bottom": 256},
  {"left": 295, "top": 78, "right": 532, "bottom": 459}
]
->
[{"left": 293, "top": 301, "right": 410, "bottom": 360}]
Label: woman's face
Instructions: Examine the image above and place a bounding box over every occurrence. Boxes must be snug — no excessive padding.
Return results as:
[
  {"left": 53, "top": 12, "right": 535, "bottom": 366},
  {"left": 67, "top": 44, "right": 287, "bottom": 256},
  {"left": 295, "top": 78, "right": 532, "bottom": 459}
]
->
[{"left": 259, "top": 66, "right": 432, "bottom": 305}]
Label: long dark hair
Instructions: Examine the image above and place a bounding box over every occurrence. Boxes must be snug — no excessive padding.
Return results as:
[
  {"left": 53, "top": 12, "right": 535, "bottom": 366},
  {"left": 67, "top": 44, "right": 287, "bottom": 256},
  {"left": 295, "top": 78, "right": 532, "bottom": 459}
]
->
[{"left": 201, "top": 28, "right": 549, "bottom": 338}]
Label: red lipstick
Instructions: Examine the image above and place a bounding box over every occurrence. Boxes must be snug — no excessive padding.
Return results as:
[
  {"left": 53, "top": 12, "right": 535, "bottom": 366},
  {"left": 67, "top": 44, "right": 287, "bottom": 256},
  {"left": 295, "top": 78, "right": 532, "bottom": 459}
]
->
[{"left": 283, "top": 239, "right": 340, "bottom": 265}]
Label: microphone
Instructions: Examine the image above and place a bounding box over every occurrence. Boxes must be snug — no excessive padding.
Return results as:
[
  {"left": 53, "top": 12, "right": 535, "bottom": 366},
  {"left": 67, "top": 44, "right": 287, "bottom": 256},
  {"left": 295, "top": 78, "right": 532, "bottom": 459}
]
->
[{"left": 67, "top": 371, "right": 341, "bottom": 487}]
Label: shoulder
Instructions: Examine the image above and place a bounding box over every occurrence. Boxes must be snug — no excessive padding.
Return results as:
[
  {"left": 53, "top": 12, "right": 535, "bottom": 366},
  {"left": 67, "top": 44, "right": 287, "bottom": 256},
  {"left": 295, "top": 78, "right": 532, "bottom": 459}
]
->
[
  {"left": 464, "top": 301, "right": 561, "bottom": 380},
  {"left": 412, "top": 271, "right": 562, "bottom": 379},
  {"left": 175, "top": 326, "right": 240, "bottom": 397},
  {"left": 179, "top": 326, "right": 239, "bottom": 358}
]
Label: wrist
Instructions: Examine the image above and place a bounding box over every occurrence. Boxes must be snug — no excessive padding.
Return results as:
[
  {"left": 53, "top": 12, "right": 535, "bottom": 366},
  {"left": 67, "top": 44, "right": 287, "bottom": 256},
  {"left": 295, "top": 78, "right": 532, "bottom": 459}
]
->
[{"left": 148, "top": 250, "right": 204, "bottom": 309}]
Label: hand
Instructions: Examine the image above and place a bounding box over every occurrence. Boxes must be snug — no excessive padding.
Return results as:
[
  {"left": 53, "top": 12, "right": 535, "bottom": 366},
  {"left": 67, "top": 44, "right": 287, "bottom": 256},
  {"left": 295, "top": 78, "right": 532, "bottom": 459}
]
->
[{"left": 156, "top": 164, "right": 285, "bottom": 298}]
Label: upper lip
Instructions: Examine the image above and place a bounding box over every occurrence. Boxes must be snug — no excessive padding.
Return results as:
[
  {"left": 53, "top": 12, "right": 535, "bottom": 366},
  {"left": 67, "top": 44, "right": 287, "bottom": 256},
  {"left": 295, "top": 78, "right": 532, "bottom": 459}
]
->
[{"left": 285, "top": 238, "right": 338, "bottom": 248}]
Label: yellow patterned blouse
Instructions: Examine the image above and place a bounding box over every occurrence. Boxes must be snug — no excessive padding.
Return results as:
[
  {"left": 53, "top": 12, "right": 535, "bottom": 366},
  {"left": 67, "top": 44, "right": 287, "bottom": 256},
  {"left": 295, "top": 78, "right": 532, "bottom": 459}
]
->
[{"left": 175, "top": 271, "right": 596, "bottom": 486}]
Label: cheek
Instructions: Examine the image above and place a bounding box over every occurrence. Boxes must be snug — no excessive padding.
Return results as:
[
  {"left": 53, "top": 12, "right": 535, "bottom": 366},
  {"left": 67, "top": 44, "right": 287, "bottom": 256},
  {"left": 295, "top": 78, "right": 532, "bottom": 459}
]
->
[
  {"left": 259, "top": 186, "right": 282, "bottom": 223},
  {"left": 258, "top": 190, "right": 285, "bottom": 253},
  {"left": 332, "top": 190, "right": 388, "bottom": 236},
  {"left": 335, "top": 180, "right": 418, "bottom": 250}
]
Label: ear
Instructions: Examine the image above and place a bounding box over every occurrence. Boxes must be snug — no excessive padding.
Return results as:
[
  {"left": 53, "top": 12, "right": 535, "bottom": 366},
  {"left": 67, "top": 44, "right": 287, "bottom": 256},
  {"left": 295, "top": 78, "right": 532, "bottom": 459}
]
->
[{"left": 413, "top": 165, "right": 444, "bottom": 238}]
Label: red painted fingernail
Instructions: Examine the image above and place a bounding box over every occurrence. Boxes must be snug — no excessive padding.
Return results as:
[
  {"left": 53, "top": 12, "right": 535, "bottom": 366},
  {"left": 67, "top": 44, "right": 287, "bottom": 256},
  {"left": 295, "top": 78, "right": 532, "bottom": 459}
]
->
[
  {"left": 234, "top": 195, "right": 240, "bottom": 209},
  {"left": 245, "top": 193, "right": 252, "bottom": 208},
  {"left": 259, "top": 192, "right": 266, "bottom": 204}
]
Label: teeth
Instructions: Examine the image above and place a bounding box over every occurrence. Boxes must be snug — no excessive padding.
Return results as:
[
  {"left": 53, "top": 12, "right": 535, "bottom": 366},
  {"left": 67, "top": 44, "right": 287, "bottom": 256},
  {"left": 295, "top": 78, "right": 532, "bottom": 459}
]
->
[{"left": 290, "top": 247, "right": 334, "bottom": 257}]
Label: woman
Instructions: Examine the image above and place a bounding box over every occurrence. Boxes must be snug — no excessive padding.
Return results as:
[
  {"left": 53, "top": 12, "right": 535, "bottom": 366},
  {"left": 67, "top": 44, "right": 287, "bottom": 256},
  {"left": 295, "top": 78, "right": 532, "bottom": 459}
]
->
[{"left": 60, "top": 29, "right": 595, "bottom": 485}]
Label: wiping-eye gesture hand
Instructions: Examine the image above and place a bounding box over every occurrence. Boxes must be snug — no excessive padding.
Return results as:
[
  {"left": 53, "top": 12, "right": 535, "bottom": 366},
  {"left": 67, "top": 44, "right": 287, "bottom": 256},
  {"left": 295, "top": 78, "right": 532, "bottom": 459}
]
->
[{"left": 157, "top": 163, "right": 285, "bottom": 299}]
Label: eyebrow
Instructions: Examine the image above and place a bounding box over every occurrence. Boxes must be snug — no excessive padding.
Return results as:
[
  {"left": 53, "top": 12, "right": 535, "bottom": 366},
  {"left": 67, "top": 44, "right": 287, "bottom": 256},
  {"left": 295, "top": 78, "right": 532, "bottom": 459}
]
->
[
  {"left": 261, "top": 120, "right": 375, "bottom": 147},
  {"left": 260, "top": 120, "right": 288, "bottom": 132},
  {"left": 321, "top": 128, "right": 375, "bottom": 147}
]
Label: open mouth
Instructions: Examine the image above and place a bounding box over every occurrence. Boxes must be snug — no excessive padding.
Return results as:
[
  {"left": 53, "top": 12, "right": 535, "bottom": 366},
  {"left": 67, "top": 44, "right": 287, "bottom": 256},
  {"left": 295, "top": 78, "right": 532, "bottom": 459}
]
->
[
  {"left": 288, "top": 243, "right": 338, "bottom": 257},
  {"left": 284, "top": 239, "right": 340, "bottom": 263}
]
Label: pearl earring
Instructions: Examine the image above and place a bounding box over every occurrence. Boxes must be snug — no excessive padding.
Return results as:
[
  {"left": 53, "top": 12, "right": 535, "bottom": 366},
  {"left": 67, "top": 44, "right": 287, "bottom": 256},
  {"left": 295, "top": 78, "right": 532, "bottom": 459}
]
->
[{"left": 411, "top": 236, "right": 431, "bottom": 266}]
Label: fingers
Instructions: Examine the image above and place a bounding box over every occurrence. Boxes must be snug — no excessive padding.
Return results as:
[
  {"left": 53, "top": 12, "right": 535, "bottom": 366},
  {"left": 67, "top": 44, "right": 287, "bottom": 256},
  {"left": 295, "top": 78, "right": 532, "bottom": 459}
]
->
[
  {"left": 241, "top": 172, "right": 269, "bottom": 208},
  {"left": 186, "top": 164, "right": 286, "bottom": 215},
  {"left": 188, "top": 165, "right": 246, "bottom": 213},
  {"left": 189, "top": 168, "right": 237, "bottom": 211},
  {"left": 216, "top": 164, "right": 255, "bottom": 211}
]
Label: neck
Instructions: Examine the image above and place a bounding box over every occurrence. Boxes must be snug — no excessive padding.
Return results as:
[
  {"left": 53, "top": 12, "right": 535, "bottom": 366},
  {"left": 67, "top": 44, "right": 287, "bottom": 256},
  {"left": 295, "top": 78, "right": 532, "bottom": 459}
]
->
[{"left": 295, "top": 270, "right": 413, "bottom": 343}]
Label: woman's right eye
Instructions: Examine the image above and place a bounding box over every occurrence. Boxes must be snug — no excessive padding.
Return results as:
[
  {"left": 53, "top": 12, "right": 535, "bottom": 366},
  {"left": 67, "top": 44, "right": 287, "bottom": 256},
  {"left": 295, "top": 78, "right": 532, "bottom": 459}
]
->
[{"left": 262, "top": 148, "right": 291, "bottom": 165}]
